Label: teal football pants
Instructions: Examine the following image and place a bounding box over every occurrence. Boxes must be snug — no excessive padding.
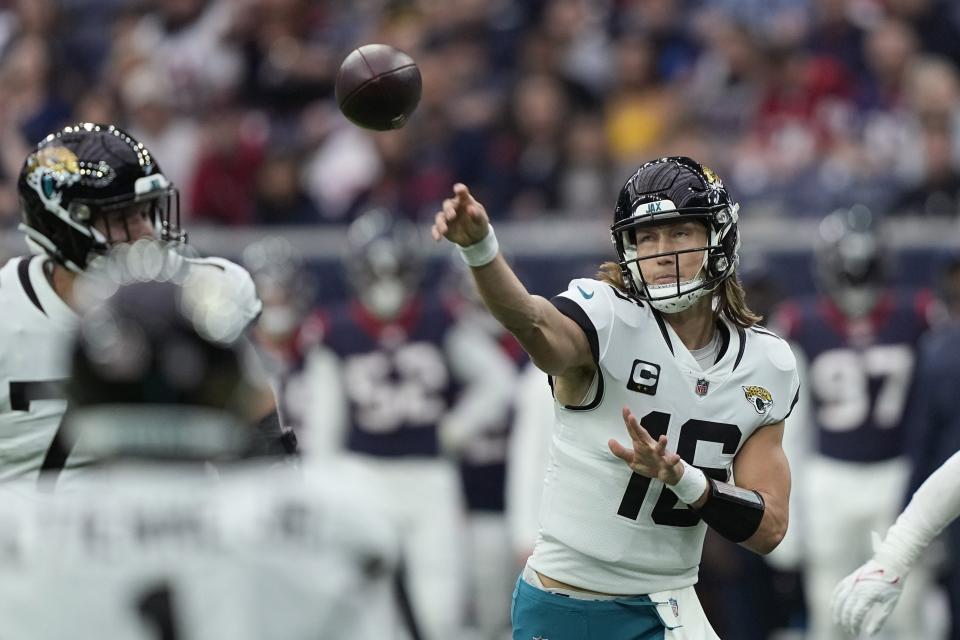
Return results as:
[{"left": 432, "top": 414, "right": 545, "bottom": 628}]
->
[{"left": 511, "top": 575, "right": 667, "bottom": 640}]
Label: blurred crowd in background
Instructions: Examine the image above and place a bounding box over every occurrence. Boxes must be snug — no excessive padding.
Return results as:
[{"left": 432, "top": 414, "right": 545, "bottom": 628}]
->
[{"left": 2, "top": 0, "right": 960, "bottom": 229}]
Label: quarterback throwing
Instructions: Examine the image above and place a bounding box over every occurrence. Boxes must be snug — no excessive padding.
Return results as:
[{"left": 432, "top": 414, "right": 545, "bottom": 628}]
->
[{"left": 432, "top": 157, "right": 800, "bottom": 639}]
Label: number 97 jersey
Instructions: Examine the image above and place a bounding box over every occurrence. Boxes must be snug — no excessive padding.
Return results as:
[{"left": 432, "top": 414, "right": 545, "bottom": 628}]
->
[
  {"left": 775, "top": 290, "right": 934, "bottom": 463},
  {"left": 528, "top": 279, "right": 800, "bottom": 595}
]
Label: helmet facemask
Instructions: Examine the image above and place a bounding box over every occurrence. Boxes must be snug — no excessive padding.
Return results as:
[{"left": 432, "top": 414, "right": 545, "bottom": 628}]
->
[
  {"left": 610, "top": 157, "right": 742, "bottom": 314},
  {"left": 814, "top": 206, "right": 887, "bottom": 318},
  {"left": 352, "top": 239, "right": 422, "bottom": 320},
  {"left": 613, "top": 204, "right": 740, "bottom": 314},
  {"left": 86, "top": 175, "right": 182, "bottom": 246},
  {"left": 345, "top": 210, "right": 424, "bottom": 321}
]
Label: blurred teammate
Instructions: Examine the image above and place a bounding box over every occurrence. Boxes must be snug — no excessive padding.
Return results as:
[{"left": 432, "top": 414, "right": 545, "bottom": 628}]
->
[
  {"left": 506, "top": 359, "right": 556, "bottom": 569},
  {"left": 832, "top": 450, "right": 960, "bottom": 636},
  {"left": 307, "top": 208, "right": 516, "bottom": 639},
  {"left": 242, "top": 236, "right": 325, "bottom": 435},
  {"left": 897, "top": 256, "right": 960, "bottom": 639},
  {"left": 432, "top": 157, "right": 800, "bottom": 639},
  {"left": 774, "top": 206, "right": 938, "bottom": 639},
  {"left": 0, "top": 275, "right": 397, "bottom": 639},
  {"left": 443, "top": 256, "right": 524, "bottom": 639},
  {"left": 0, "top": 123, "right": 285, "bottom": 486}
]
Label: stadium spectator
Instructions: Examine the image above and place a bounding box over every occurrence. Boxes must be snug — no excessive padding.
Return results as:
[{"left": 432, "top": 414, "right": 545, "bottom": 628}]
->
[
  {"left": 891, "top": 57, "right": 960, "bottom": 218},
  {"left": 189, "top": 105, "right": 266, "bottom": 225},
  {"left": 120, "top": 64, "right": 201, "bottom": 210},
  {"left": 252, "top": 148, "right": 322, "bottom": 225}
]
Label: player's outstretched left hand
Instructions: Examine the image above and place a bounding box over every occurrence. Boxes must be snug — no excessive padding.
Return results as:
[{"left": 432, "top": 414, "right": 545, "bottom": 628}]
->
[
  {"left": 608, "top": 407, "right": 683, "bottom": 485},
  {"left": 831, "top": 558, "right": 904, "bottom": 636}
]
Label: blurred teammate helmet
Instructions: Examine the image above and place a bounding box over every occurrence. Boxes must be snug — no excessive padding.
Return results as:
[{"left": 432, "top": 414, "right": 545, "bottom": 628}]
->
[
  {"left": 17, "top": 123, "right": 184, "bottom": 272},
  {"left": 611, "top": 156, "right": 740, "bottom": 313},
  {"left": 814, "top": 205, "right": 887, "bottom": 317},
  {"left": 345, "top": 208, "right": 423, "bottom": 319},
  {"left": 242, "top": 237, "right": 315, "bottom": 338},
  {"left": 66, "top": 278, "right": 260, "bottom": 461}
]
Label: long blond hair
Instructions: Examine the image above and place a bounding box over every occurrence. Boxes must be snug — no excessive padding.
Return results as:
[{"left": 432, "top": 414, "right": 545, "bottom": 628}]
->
[{"left": 596, "top": 261, "right": 762, "bottom": 328}]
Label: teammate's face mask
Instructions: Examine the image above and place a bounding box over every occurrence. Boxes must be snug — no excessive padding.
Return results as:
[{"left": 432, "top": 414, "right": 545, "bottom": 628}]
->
[{"left": 360, "top": 277, "right": 409, "bottom": 320}]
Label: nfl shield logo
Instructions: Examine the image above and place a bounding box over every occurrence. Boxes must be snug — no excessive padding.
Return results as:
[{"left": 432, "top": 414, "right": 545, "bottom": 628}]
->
[
  {"left": 669, "top": 597, "right": 679, "bottom": 618},
  {"left": 695, "top": 378, "right": 709, "bottom": 396}
]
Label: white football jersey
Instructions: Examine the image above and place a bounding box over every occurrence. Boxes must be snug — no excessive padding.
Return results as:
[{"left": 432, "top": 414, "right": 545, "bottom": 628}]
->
[
  {"left": 528, "top": 278, "right": 800, "bottom": 594},
  {"left": 0, "top": 457, "right": 397, "bottom": 639},
  {"left": 0, "top": 254, "right": 262, "bottom": 483},
  {"left": 0, "top": 256, "right": 77, "bottom": 482}
]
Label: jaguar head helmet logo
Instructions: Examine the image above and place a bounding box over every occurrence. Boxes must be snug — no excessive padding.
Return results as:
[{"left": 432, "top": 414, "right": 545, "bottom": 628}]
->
[
  {"left": 742, "top": 385, "right": 773, "bottom": 415},
  {"left": 24, "top": 145, "right": 82, "bottom": 212}
]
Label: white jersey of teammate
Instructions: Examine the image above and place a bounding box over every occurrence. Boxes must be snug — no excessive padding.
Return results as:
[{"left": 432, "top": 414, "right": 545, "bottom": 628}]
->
[
  {"left": 529, "top": 278, "right": 800, "bottom": 595},
  {"left": 0, "top": 456, "right": 397, "bottom": 639},
  {"left": 0, "top": 253, "right": 262, "bottom": 483}
]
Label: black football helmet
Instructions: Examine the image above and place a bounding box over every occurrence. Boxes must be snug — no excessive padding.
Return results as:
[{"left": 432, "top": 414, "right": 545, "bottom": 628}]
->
[
  {"left": 611, "top": 157, "right": 740, "bottom": 313},
  {"left": 344, "top": 208, "right": 424, "bottom": 319},
  {"left": 66, "top": 278, "right": 259, "bottom": 461},
  {"left": 814, "top": 205, "right": 888, "bottom": 317},
  {"left": 17, "top": 123, "right": 184, "bottom": 272}
]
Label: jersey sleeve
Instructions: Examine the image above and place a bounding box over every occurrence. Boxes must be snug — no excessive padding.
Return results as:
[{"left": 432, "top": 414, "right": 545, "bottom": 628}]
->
[
  {"left": 185, "top": 256, "right": 264, "bottom": 331},
  {"left": 549, "top": 278, "right": 617, "bottom": 364},
  {"left": 762, "top": 333, "right": 801, "bottom": 426}
]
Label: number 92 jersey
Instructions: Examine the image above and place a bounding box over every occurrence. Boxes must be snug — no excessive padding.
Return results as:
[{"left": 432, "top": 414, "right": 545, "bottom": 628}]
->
[
  {"left": 528, "top": 279, "right": 800, "bottom": 595},
  {"left": 321, "top": 294, "right": 462, "bottom": 458}
]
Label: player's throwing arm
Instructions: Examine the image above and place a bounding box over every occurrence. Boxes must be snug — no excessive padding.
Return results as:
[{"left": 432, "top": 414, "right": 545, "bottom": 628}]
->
[{"left": 431, "top": 185, "right": 593, "bottom": 380}]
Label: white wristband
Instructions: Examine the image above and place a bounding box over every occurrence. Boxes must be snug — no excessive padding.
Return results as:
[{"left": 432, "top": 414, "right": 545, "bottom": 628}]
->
[
  {"left": 458, "top": 224, "right": 499, "bottom": 267},
  {"left": 671, "top": 462, "right": 709, "bottom": 505}
]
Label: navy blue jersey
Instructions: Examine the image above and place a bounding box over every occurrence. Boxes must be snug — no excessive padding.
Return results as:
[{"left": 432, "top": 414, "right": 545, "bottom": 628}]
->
[
  {"left": 904, "top": 324, "right": 960, "bottom": 494},
  {"left": 777, "top": 290, "right": 934, "bottom": 462},
  {"left": 458, "top": 417, "right": 510, "bottom": 512},
  {"left": 901, "top": 323, "right": 960, "bottom": 629},
  {"left": 322, "top": 295, "right": 461, "bottom": 458},
  {"left": 259, "top": 312, "right": 327, "bottom": 434},
  {"left": 447, "top": 300, "right": 527, "bottom": 513}
]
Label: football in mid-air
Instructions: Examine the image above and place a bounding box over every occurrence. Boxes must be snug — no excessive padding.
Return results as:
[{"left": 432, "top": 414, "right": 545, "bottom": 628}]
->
[{"left": 335, "top": 44, "right": 422, "bottom": 131}]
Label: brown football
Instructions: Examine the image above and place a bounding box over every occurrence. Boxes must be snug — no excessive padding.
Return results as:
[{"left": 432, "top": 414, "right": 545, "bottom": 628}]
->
[{"left": 335, "top": 44, "right": 422, "bottom": 131}]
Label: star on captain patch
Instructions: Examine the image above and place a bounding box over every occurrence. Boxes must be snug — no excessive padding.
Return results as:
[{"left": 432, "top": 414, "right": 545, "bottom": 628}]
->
[{"left": 695, "top": 378, "right": 709, "bottom": 396}]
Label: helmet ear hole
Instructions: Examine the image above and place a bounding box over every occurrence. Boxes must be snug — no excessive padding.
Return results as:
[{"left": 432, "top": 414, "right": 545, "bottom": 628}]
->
[
  {"left": 69, "top": 202, "right": 92, "bottom": 222},
  {"left": 711, "top": 255, "right": 729, "bottom": 276}
]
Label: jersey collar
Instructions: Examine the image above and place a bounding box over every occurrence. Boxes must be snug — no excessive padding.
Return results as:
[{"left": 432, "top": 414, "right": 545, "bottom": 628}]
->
[
  {"left": 660, "top": 314, "right": 744, "bottom": 381},
  {"left": 29, "top": 257, "right": 78, "bottom": 329}
]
